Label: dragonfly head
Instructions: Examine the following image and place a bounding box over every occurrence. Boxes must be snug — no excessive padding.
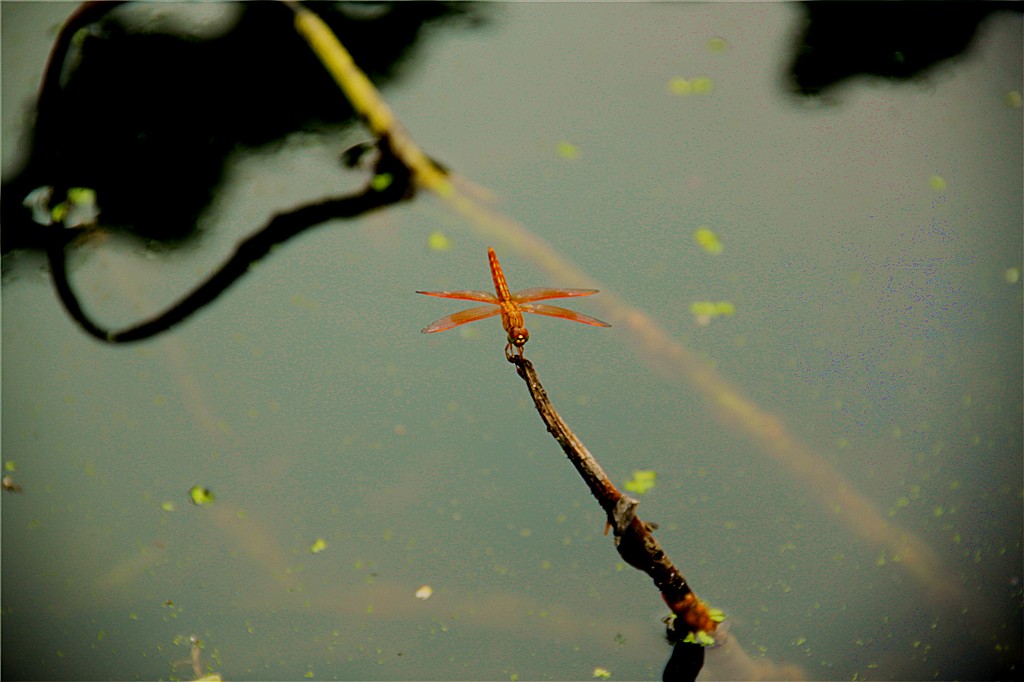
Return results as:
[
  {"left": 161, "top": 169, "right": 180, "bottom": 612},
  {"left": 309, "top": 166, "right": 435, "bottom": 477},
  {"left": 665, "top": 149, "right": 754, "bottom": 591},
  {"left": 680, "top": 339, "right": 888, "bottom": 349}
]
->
[{"left": 507, "top": 326, "right": 529, "bottom": 348}]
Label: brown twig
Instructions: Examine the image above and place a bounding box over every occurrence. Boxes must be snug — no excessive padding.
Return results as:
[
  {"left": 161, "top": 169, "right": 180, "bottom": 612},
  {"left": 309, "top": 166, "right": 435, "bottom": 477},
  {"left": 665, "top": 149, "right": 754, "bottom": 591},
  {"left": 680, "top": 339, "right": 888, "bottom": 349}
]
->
[{"left": 509, "top": 354, "right": 720, "bottom": 639}]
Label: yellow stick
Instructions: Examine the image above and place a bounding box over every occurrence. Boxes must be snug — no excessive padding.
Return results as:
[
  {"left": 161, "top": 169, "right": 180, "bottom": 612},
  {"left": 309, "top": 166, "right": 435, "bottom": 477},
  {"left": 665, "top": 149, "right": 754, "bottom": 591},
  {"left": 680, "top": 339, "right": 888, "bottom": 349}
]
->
[{"left": 290, "top": 4, "right": 451, "bottom": 195}]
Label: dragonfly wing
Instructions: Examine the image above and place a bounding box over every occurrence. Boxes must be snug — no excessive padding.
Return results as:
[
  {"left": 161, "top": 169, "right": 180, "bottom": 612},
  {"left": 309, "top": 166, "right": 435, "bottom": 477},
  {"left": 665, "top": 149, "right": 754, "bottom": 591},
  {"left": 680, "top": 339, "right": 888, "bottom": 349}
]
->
[
  {"left": 416, "top": 289, "right": 498, "bottom": 303},
  {"left": 519, "top": 302, "right": 611, "bottom": 327},
  {"left": 421, "top": 305, "right": 501, "bottom": 333},
  {"left": 513, "top": 287, "right": 601, "bottom": 302}
]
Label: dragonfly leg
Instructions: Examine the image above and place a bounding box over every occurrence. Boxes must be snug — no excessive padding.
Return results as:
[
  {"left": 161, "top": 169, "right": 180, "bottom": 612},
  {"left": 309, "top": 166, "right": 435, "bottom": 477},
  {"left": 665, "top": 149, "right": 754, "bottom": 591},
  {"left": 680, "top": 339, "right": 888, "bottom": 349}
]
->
[{"left": 504, "top": 342, "right": 526, "bottom": 362}]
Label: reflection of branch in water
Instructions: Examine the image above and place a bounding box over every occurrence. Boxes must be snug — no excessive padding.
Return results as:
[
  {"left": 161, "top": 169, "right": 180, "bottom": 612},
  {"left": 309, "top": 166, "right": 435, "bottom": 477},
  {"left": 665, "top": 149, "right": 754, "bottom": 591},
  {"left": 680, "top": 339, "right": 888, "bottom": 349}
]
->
[
  {"left": 290, "top": 4, "right": 957, "bottom": 607},
  {"left": 29, "top": 3, "right": 416, "bottom": 344},
  {"left": 45, "top": 144, "right": 413, "bottom": 343},
  {"left": 701, "top": 625, "right": 808, "bottom": 681}
]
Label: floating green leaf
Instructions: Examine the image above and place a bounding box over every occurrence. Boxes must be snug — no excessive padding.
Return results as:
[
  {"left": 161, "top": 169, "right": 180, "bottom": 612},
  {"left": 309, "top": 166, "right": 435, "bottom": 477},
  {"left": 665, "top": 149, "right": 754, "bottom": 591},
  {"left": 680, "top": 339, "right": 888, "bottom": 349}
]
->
[
  {"left": 668, "top": 78, "right": 692, "bottom": 95},
  {"left": 52, "top": 186, "right": 100, "bottom": 227},
  {"left": 691, "top": 76, "right": 714, "bottom": 94},
  {"left": 682, "top": 630, "right": 717, "bottom": 647},
  {"left": 690, "top": 300, "right": 736, "bottom": 325},
  {"left": 556, "top": 141, "right": 579, "bottom": 159},
  {"left": 693, "top": 226, "right": 723, "bottom": 254},
  {"left": 669, "top": 77, "right": 714, "bottom": 97},
  {"left": 624, "top": 469, "right": 657, "bottom": 495},
  {"left": 707, "top": 36, "right": 729, "bottom": 53},
  {"left": 428, "top": 231, "right": 452, "bottom": 251},
  {"left": 67, "top": 187, "right": 97, "bottom": 205},
  {"left": 188, "top": 485, "right": 215, "bottom": 506}
]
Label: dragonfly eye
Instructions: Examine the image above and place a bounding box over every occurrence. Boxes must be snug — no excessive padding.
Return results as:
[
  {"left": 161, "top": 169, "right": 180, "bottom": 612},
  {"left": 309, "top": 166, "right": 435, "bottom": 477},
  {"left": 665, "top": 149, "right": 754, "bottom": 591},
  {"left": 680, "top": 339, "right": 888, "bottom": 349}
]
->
[{"left": 509, "top": 327, "right": 529, "bottom": 347}]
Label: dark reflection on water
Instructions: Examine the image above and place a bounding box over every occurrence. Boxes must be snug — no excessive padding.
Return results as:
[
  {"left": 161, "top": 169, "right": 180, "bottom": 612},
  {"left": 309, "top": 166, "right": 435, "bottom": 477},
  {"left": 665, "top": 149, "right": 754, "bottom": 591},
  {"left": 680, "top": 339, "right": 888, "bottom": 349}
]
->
[
  {"left": 2, "top": 3, "right": 1021, "bottom": 681},
  {"left": 789, "top": 2, "right": 1022, "bottom": 96},
  {"left": 2, "top": 1, "right": 480, "bottom": 251}
]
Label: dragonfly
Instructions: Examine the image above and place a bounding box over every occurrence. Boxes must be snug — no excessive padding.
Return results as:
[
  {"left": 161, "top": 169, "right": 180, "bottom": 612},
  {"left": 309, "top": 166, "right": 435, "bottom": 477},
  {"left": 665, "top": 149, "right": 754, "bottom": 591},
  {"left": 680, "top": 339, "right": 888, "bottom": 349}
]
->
[{"left": 418, "top": 247, "right": 610, "bottom": 358}]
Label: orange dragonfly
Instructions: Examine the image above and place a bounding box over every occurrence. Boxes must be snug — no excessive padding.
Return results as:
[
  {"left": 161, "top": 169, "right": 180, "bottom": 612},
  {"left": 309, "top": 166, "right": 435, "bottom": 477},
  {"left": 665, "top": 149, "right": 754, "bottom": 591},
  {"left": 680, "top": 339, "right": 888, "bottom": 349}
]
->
[{"left": 418, "top": 247, "right": 610, "bottom": 358}]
